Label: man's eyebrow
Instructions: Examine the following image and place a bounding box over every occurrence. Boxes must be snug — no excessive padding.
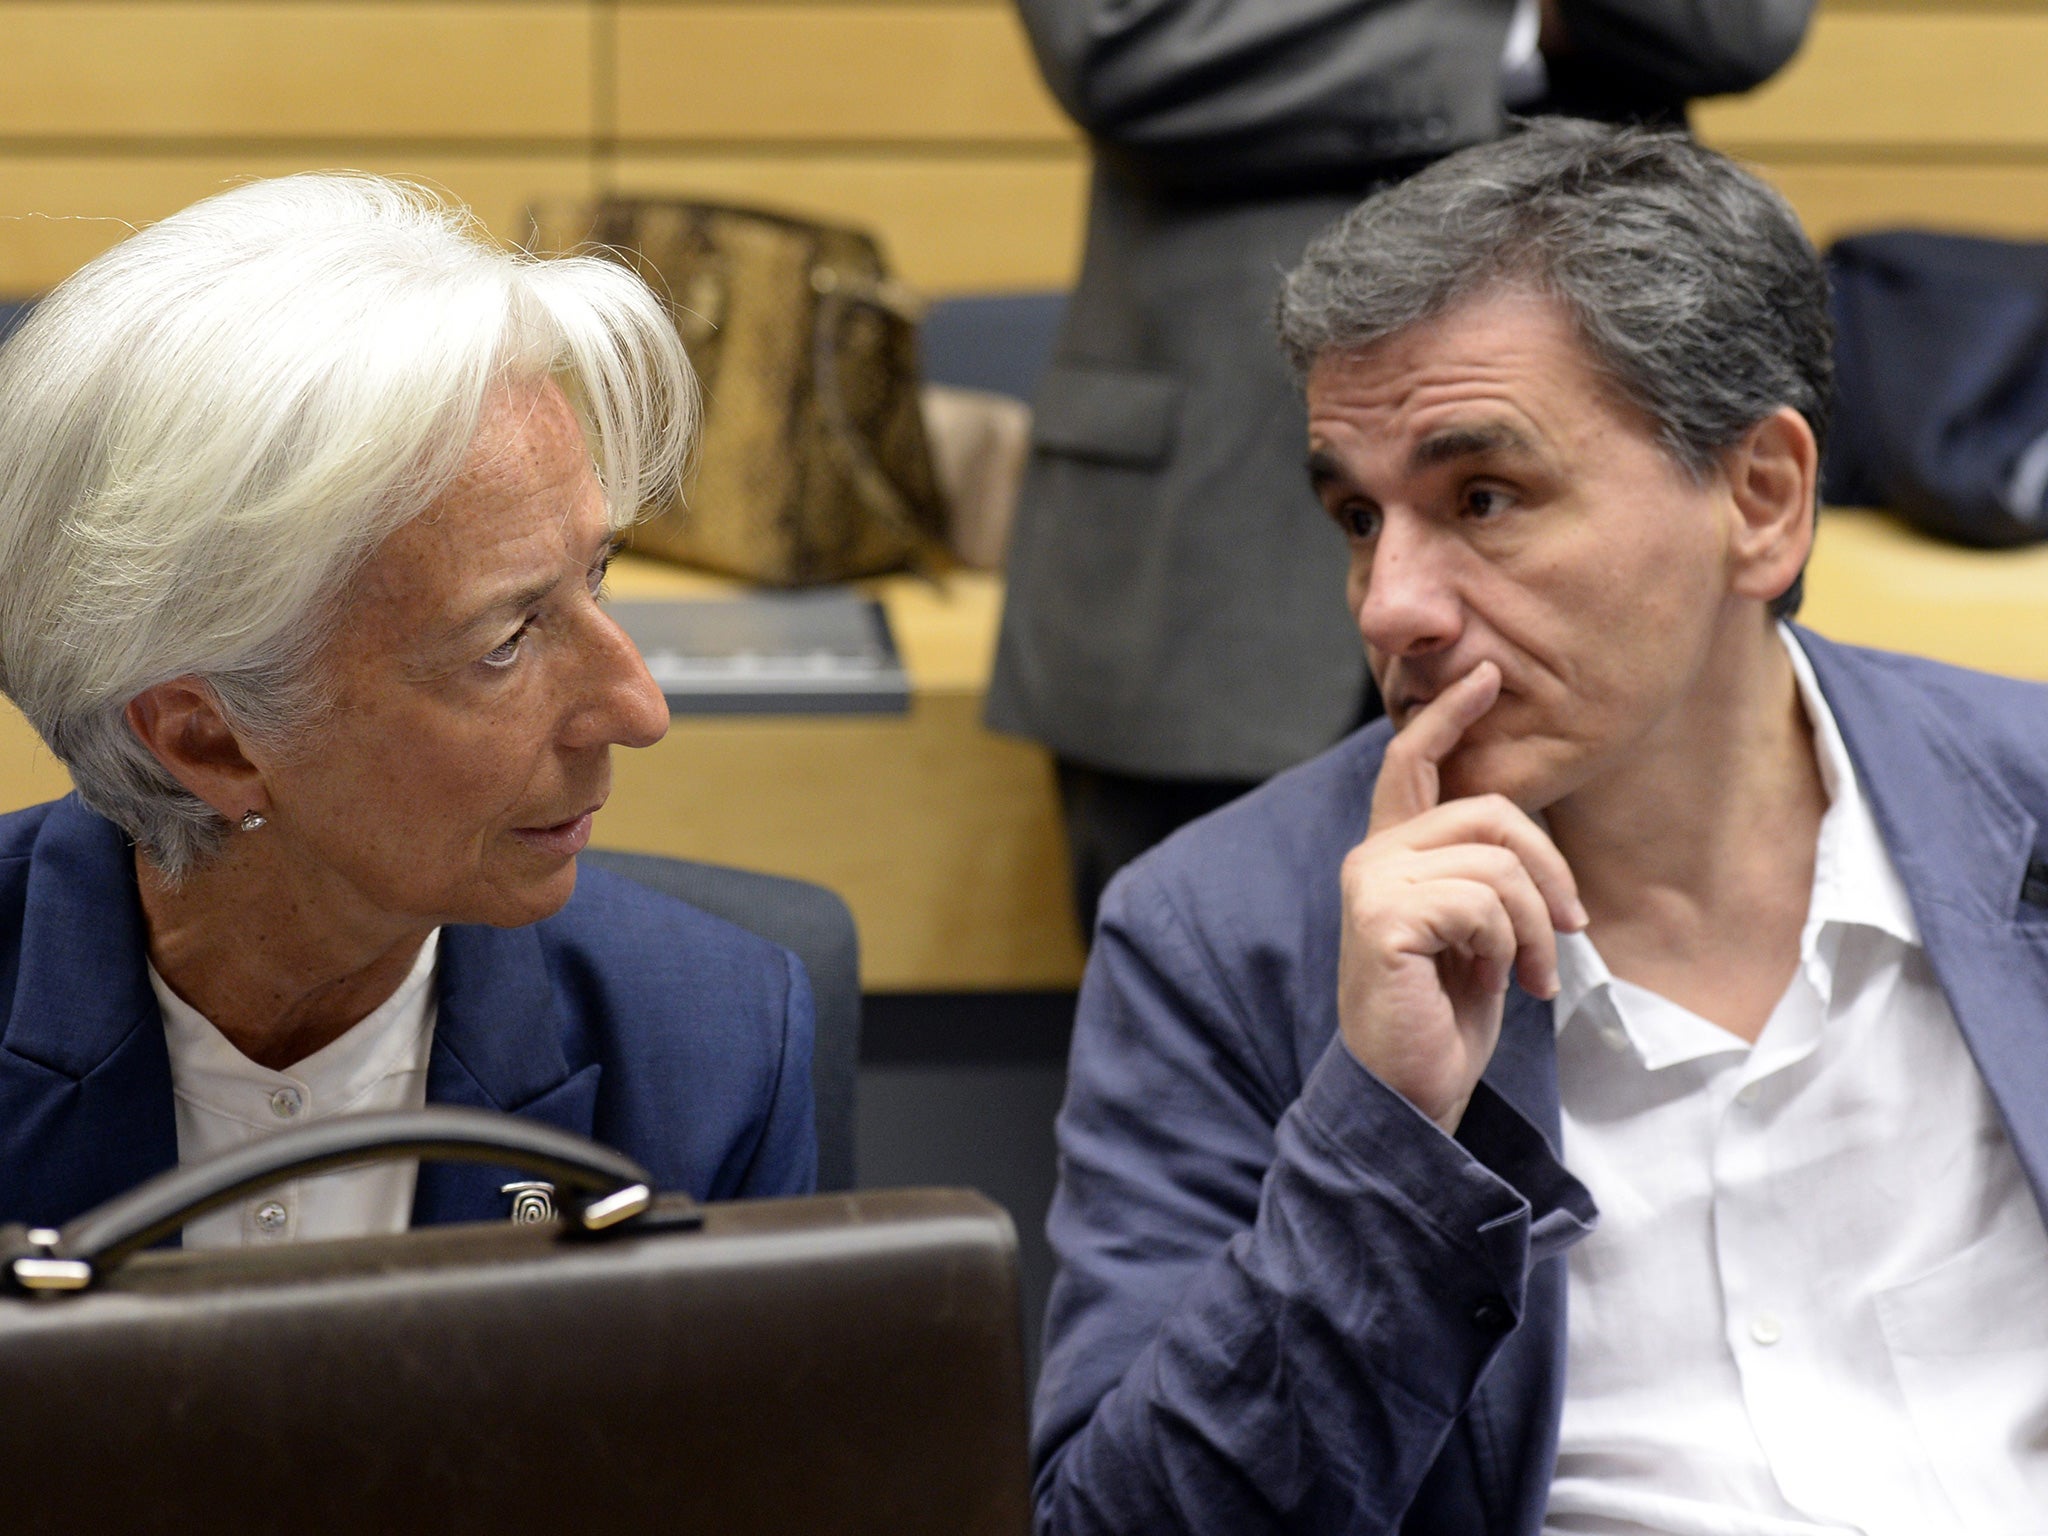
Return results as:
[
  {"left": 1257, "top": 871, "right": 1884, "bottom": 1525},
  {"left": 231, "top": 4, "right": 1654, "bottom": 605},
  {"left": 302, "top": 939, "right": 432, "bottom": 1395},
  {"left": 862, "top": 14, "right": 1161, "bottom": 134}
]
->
[
  {"left": 1409, "top": 422, "right": 1537, "bottom": 473},
  {"left": 1305, "top": 450, "right": 1349, "bottom": 492}
]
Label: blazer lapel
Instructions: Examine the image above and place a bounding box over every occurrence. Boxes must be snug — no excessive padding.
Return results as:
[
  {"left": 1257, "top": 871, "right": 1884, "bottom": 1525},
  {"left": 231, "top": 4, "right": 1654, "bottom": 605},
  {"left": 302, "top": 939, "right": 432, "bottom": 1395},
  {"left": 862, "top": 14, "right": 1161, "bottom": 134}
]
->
[
  {"left": 410, "top": 921, "right": 599, "bottom": 1226},
  {"left": 1480, "top": 988, "right": 1564, "bottom": 1147},
  {"left": 1464, "top": 987, "right": 1571, "bottom": 1536},
  {"left": 1800, "top": 631, "right": 2048, "bottom": 1199},
  {"left": 0, "top": 798, "right": 177, "bottom": 1226}
]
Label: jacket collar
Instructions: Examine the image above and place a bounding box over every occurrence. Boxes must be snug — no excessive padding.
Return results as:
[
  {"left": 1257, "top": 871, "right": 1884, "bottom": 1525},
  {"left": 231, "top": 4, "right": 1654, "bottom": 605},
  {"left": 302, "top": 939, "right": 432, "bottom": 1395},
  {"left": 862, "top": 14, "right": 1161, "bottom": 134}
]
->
[
  {"left": 0, "top": 798, "right": 179, "bottom": 1227},
  {"left": 429, "top": 922, "right": 577, "bottom": 1113},
  {"left": 2, "top": 795, "right": 161, "bottom": 1078},
  {"left": 1794, "top": 628, "right": 2048, "bottom": 1193},
  {"left": 409, "top": 921, "right": 599, "bottom": 1224}
]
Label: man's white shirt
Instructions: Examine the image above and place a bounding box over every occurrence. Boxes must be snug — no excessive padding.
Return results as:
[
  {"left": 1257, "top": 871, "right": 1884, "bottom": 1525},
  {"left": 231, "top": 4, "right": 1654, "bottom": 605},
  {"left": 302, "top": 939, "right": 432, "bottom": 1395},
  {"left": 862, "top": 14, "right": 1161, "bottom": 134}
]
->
[
  {"left": 1543, "top": 627, "right": 2048, "bottom": 1534},
  {"left": 154, "top": 931, "right": 439, "bottom": 1248}
]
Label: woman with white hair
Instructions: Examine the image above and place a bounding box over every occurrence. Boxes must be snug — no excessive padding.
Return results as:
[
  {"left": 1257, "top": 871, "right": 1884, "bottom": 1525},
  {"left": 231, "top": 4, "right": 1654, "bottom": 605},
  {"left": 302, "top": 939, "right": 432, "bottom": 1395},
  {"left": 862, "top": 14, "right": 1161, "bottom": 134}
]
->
[{"left": 0, "top": 174, "right": 814, "bottom": 1238}]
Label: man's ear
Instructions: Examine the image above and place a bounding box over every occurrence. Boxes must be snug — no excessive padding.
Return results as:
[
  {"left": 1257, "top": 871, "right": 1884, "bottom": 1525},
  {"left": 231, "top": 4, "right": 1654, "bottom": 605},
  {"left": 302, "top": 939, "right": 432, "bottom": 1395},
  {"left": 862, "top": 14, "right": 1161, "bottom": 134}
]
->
[
  {"left": 1725, "top": 406, "right": 1818, "bottom": 607},
  {"left": 123, "top": 678, "right": 266, "bottom": 822}
]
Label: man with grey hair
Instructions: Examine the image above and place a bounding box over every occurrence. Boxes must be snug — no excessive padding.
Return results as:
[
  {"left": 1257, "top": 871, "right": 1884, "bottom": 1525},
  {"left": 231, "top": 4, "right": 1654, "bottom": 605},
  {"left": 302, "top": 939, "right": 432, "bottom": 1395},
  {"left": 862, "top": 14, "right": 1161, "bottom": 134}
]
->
[{"left": 1035, "top": 119, "right": 2048, "bottom": 1534}]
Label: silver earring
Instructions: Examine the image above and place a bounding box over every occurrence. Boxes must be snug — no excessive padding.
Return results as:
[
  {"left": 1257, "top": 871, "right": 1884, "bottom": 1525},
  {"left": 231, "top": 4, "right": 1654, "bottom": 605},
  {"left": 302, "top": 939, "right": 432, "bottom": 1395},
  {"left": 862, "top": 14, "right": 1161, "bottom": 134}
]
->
[{"left": 238, "top": 810, "right": 267, "bottom": 832}]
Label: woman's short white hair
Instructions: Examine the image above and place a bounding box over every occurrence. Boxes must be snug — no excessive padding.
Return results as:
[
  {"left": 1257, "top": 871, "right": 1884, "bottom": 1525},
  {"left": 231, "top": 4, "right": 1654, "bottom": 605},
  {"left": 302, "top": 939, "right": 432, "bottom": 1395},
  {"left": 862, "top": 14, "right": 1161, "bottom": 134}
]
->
[{"left": 0, "top": 172, "right": 695, "bottom": 877}]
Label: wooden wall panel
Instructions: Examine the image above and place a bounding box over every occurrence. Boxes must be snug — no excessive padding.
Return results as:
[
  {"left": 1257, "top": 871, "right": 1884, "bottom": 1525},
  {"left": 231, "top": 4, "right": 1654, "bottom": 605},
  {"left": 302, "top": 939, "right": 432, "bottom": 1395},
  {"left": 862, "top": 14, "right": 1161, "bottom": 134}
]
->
[
  {"left": 0, "top": 155, "right": 597, "bottom": 294},
  {"left": 1693, "top": 2, "right": 2048, "bottom": 250},
  {"left": 1803, "top": 510, "right": 2048, "bottom": 683},
  {"left": 614, "top": 3, "right": 1071, "bottom": 145},
  {"left": 1752, "top": 161, "right": 2048, "bottom": 245},
  {"left": 1697, "top": 11, "right": 2048, "bottom": 152},
  {"left": 0, "top": 3, "right": 595, "bottom": 141},
  {"left": 609, "top": 151, "right": 1086, "bottom": 293}
]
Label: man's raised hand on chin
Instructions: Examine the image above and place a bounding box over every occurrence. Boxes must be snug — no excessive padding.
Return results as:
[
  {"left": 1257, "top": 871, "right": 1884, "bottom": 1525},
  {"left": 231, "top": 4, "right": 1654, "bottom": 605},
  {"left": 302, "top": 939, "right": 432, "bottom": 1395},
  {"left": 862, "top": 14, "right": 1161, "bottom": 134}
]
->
[{"left": 1337, "top": 659, "right": 1588, "bottom": 1133}]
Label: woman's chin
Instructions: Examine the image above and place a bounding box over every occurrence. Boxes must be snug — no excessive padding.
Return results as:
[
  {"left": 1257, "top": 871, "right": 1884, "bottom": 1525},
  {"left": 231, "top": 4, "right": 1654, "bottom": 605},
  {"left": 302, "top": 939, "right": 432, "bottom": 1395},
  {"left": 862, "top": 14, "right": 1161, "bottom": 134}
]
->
[{"left": 456, "top": 846, "right": 584, "bottom": 929}]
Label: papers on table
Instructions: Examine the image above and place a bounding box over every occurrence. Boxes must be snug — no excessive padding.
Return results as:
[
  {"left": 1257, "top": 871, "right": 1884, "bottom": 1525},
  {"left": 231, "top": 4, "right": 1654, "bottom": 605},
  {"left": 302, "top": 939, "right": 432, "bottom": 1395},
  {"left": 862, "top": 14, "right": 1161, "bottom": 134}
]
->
[{"left": 608, "top": 593, "right": 910, "bottom": 716}]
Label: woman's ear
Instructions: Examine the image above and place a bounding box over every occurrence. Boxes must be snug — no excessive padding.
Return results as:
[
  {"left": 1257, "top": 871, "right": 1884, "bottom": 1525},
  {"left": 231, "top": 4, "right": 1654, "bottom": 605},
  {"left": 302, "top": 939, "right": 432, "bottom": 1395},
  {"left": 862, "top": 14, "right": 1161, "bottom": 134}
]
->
[
  {"left": 1725, "top": 406, "right": 1819, "bottom": 607},
  {"left": 123, "top": 679, "right": 265, "bottom": 821}
]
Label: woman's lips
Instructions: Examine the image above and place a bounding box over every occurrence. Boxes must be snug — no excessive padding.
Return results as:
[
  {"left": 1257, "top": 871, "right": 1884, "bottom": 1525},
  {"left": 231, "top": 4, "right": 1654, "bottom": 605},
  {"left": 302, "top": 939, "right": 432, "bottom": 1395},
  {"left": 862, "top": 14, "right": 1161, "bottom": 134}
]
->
[{"left": 511, "top": 810, "right": 595, "bottom": 857}]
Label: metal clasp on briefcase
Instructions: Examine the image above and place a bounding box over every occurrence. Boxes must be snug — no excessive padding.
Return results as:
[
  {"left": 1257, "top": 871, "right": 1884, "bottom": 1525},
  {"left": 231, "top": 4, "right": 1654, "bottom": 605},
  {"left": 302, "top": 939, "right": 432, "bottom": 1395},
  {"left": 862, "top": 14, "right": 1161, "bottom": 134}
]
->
[{"left": 501, "top": 1180, "right": 556, "bottom": 1224}]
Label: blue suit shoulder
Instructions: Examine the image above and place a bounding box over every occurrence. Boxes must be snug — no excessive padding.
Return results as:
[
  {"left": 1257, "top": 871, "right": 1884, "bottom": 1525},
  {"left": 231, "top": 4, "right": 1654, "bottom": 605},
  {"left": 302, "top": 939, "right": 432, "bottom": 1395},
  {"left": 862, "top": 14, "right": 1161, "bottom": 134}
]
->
[
  {"left": 1800, "top": 629, "right": 2048, "bottom": 784},
  {"left": 1792, "top": 629, "right": 2048, "bottom": 878},
  {"left": 0, "top": 797, "right": 60, "bottom": 862}
]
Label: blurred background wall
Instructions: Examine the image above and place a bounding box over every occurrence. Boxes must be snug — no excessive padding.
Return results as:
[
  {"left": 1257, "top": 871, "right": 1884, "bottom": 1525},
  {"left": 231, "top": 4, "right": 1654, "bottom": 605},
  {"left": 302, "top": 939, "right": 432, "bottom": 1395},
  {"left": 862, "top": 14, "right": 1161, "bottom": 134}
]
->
[
  {"left": 0, "top": 0, "right": 2043, "bottom": 304},
  {"left": 0, "top": 0, "right": 1084, "bottom": 297}
]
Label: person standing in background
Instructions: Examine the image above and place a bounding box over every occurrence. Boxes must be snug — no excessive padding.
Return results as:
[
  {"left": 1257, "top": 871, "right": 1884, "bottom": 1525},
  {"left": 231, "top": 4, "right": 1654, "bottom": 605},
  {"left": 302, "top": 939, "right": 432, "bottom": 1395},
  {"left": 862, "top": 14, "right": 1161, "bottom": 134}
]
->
[{"left": 990, "top": 0, "right": 1816, "bottom": 937}]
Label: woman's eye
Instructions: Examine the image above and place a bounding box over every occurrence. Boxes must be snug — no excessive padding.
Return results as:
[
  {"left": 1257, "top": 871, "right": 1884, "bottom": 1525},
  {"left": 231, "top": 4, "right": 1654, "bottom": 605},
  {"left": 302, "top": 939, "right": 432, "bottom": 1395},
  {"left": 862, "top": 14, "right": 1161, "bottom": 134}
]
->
[
  {"left": 588, "top": 546, "right": 617, "bottom": 598},
  {"left": 1339, "top": 503, "right": 1380, "bottom": 540},
  {"left": 482, "top": 622, "right": 531, "bottom": 670}
]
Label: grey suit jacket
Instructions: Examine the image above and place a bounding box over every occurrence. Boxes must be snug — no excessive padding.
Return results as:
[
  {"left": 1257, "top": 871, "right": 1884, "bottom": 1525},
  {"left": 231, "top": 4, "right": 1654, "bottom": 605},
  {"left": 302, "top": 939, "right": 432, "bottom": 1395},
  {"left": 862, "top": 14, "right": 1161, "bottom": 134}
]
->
[{"left": 988, "top": 0, "right": 1815, "bottom": 781}]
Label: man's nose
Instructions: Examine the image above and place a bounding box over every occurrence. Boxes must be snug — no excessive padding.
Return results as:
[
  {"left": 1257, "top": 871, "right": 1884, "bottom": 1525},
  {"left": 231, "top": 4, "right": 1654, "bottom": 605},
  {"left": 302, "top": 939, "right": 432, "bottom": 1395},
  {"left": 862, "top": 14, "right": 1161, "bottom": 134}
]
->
[
  {"left": 565, "top": 607, "right": 670, "bottom": 752},
  {"left": 1355, "top": 517, "right": 1463, "bottom": 658}
]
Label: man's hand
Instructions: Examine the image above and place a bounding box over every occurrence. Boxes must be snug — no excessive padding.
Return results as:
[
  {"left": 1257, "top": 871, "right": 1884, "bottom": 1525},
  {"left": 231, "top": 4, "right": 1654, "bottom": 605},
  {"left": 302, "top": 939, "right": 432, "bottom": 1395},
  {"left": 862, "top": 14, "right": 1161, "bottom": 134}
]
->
[{"left": 1337, "top": 662, "right": 1587, "bottom": 1134}]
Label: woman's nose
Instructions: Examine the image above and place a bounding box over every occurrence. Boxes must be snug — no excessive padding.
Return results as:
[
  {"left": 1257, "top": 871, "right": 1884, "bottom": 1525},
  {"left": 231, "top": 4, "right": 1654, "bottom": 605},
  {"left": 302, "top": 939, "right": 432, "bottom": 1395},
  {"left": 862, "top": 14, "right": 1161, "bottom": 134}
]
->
[{"left": 566, "top": 608, "right": 670, "bottom": 751}]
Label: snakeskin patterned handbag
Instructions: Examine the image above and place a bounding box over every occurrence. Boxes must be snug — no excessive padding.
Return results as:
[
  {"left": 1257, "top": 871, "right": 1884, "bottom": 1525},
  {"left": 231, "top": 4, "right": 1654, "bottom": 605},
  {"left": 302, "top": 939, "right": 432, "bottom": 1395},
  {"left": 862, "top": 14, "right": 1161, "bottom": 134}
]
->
[{"left": 526, "top": 197, "right": 947, "bottom": 585}]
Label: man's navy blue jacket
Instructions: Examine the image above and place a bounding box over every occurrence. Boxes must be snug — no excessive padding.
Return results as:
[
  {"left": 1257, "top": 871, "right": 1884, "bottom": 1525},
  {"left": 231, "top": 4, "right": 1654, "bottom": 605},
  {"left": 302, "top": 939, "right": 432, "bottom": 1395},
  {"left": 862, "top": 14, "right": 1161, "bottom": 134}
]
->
[
  {"left": 0, "top": 795, "right": 817, "bottom": 1229},
  {"left": 1035, "top": 630, "right": 2048, "bottom": 1533}
]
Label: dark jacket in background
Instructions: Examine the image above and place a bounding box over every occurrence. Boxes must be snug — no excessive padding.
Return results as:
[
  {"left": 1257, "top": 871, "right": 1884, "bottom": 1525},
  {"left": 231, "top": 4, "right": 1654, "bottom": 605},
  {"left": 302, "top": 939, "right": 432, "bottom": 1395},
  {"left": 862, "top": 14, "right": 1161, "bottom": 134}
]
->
[
  {"left": 1825, "top": 229, "right": 2048, "bottom": 548},
  {"left": 989, "top": 0, "right": 1816, "bottom": 782}
]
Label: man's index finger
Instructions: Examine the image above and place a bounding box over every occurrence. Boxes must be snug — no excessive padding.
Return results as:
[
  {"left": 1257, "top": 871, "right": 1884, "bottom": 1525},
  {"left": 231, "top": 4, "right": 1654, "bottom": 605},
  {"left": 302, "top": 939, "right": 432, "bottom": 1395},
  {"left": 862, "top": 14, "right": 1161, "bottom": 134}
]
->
[{"left": 1370, "top": 661, "right": 1503, "bottom": 827}]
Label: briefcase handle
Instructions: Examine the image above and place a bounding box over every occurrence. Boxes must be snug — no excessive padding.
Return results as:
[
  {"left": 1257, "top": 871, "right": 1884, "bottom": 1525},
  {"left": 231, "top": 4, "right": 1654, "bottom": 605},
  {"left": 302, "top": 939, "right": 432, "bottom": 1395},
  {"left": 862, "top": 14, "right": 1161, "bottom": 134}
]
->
[{"left": 4, "top": 1107, "right": 687, "bottom": 1293}]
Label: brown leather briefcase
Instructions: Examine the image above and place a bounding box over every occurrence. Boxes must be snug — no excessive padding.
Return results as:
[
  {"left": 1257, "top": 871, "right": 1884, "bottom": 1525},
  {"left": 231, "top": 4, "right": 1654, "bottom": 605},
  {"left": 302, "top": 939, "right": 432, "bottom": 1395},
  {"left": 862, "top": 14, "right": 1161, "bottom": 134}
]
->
[{"left": 0, "top": 1110, "right": 1031, "bottom": 1535}]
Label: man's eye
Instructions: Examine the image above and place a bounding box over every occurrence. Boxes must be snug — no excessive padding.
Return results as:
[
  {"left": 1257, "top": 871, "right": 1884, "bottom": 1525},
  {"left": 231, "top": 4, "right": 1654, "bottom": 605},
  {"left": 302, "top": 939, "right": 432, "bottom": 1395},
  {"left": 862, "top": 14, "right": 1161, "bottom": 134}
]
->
[
  {"left": 482, "top": 621, "right": 532, "bottom": 670},
  {"left": 1339, "top": 503, "right": 1380, "bottom": 540},
  {"left": 1463, "top": 486, "right": 1512, "bottom": 520},
  {"left": 589, "top": 545, "right": 618, "bottom": 598}
]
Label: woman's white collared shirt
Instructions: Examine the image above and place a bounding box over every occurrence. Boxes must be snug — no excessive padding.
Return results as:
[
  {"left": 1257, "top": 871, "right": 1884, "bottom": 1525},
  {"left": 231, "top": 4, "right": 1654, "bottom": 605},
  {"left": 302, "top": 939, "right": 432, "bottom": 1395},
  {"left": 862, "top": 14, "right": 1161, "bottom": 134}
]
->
[
  {"left": 153, "top": 930, "right": 439, "bottom": 1248},
  {"left": 1543, "top": 629, "right": 2048, "bottom": 1534}
]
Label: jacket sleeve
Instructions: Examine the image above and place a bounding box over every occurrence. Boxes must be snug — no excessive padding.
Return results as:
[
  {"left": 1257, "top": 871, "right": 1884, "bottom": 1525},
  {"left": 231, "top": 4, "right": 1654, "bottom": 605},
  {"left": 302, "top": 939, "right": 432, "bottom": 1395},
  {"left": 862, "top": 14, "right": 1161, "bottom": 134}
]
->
[
  {"left": 1014, "top": 0, "right": 1514, "bottom": 189},
  {"left": 1553, "top": 0, "right": 1814, "bottom": 101},
  {"left": 1013, "top": 0, "right": 1814, "bottom": 192},
  {"left": 1033, "top": 870, "right": 1595, "bottom": 1535}
]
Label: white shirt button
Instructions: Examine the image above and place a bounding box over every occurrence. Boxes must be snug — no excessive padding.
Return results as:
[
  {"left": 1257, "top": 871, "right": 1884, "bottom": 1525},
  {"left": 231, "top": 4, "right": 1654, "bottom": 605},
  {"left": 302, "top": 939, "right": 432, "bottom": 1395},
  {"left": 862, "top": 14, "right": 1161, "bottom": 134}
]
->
[
  {"left": 1736, "top": 1081, "right": 1762, "bottom": 1107},
  {"left": 269, "top": 1087, "right": 302, "bottom": 1119},
  {"left": 1599, "top": 1022, "right": 1630, "bottom": 1052},
  {"left": 253, "top": 1200, "right": 289, "bottom": 1234},
  {"left": 1749, "top": 1312, "right": 1784, "bottom": 1347}
]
